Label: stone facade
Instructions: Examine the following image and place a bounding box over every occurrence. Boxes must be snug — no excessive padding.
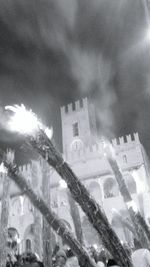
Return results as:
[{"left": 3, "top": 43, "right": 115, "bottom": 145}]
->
[{"left": 0, "top": 97, "right": 150, "bottom": 255}]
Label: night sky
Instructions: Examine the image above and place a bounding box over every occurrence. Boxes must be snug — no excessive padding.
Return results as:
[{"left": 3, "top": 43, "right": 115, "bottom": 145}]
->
[{"left": 0, "top": 0, "right": 150, "bottom": 163}]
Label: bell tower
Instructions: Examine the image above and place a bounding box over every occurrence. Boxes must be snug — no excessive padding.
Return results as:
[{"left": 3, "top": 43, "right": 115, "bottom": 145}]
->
[{"left": 60, "top": 98, "right": 97, "bottom": 157}]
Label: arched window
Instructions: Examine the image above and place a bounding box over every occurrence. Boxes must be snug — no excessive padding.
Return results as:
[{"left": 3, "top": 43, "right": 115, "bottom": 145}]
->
[
  {"left": 103, "top": 177, "right": 119, "bottom": 198},
  {"left": 26, "top": 239, "right": 31, "bottom": 251},
  {"left": 87, "top": 181, "right": 102, "bottom": 204},
  {"left": 72, "top": 122, "right": 79, "bottom": 137},
  {"left": 11, "top": 198, "right": 21, "bottom": 216},
  {"left": 7, "top": 228, "right": 19, "bottom": 250}
]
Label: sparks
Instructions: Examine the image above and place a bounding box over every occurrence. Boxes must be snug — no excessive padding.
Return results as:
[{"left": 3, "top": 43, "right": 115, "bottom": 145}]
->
[
  {"left": 5, "top": 104, "right": 41, "bottom": 134},
  {"left": 5, "top": 104, "right": 53, "bottom": 139}
]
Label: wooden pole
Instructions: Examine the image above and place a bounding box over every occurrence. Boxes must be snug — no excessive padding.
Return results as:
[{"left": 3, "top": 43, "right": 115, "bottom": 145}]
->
[
  {"left": 0, "top": 150, "right": 14, "bottom": 267},
  {"left": 42, "top": 160, "right": 53, "bottom": 267},
  {"left": 105, "top": 149, "right": 150, "bottom": 249},
  {"left": 26, "top": 131, "right": 132, "bottom": 267},
  {"left": 1, "top": 156, "right": 96, "bottom": 267}
]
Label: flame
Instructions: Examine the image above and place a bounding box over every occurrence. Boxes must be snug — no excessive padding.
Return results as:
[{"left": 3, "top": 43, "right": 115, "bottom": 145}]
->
[
  {"left": 5, "top": 104, "right": 41, "bottom": 134},
  {"left": 5, "top": 104, "right": 53, "bottom": 139}
]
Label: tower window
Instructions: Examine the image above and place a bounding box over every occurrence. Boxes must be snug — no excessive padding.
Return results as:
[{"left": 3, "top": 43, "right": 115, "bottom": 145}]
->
[
  {"left": 79, "top": 99, "right": 83, "bottom": 108},
  {"left": 26, "top": 239, "right": 31, "bottom": 251},
  {"left": 73, "top": 122, "right": 79, "bottom": 137}
]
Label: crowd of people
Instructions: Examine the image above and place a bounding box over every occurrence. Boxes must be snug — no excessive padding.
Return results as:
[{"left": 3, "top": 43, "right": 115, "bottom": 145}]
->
[{"left": 5, "top": 238, "right": 150, "bottom": 267}]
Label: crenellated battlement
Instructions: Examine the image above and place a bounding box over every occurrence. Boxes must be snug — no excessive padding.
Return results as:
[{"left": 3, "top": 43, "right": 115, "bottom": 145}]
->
[
  {"left": 61, "top": 98, "right": 88, "bottom": 116},
  {"left": 18, "top": 163, "right": 32, "bottom": 174},
  {"left": 67, "top": 133, "right": 140, "bottom": 162},
  {"left": 15, "top": 133, "right": 140, "bottom": 172},
  {"left": 111, "top": 133, "right": 140, "bottom": 147}
]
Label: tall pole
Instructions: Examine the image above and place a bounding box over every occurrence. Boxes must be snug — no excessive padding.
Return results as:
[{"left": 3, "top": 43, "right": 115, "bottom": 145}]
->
[
  {"left": 1, "top": 155, "right": 96, "bottom": 267},
  {"left": 42, "top": 160, "right": 53, "bottom": 267},
  {"left": 31, "top": 160, "right": 42, "bottom": 258},
  {"left": 104, "top": 144, "right": 150, "bottom": 249},
  {"left": 0, "top": 150, "right": 14, "bottom": 267},
  {"left": 0, "top": 173, "right": 10, "bottom": 267},
  {"left": 26, "top": 131, "right": 132, "bottom": 267},
  {"left": 67, "top": 190, "right": 84, "bottom": 245}
]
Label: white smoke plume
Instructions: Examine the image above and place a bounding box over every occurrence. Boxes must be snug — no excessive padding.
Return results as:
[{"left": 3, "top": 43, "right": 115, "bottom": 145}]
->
[{"left": 68, "top": 47, "right": 117, "bottom": 137}]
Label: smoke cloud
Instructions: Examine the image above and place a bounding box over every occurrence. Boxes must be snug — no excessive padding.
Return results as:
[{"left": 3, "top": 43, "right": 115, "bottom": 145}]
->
[
  {"left": 0, "top": 0, "right": 150, "bottom": 157},
  {"left": 68, "top": 47, "right": 116, "bottom": 137}
]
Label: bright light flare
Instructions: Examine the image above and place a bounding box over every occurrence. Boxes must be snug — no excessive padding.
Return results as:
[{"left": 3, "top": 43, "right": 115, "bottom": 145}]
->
[
  {"left": 0, "top": 162, "right": 7, "bottom": 174},
  {"left": 93, "top": 244, "right": 98, "bottom": 250},
  {"left": 5, "top": 104, "right": 41, "bottom": 134},
  {"left": 5, "top": 104, "right": 53, "bottom": 139},
  {"left": 59, "top": 180, "right": 67, "bottom": 189}
]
